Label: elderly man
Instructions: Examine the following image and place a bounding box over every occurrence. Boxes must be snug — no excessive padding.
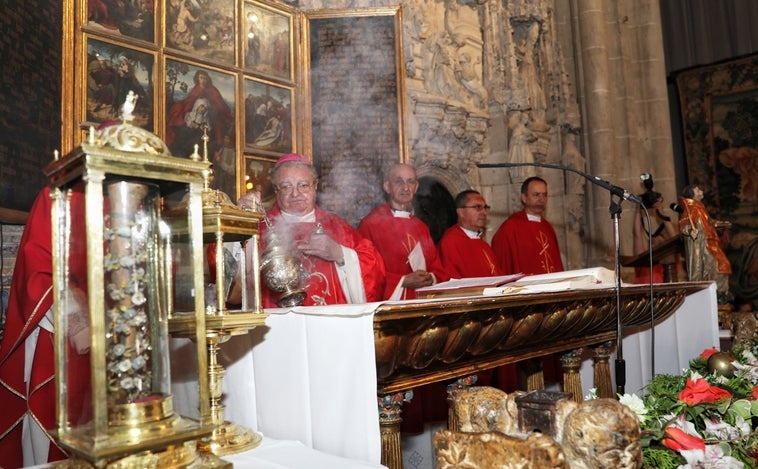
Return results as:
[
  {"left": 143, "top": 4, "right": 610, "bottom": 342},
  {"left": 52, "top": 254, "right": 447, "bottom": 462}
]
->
[
  {"left": 492, "top": 176, "right": 564, "bottom": 275},
  {"left": 438, "top": 190, "right": 504, "bottom": 277},
  {"left": 358, "top": 163, "right": 449, "bottom": 300},
  {"left": 242, "top": 153, "right": 385, "bottom": 307}
]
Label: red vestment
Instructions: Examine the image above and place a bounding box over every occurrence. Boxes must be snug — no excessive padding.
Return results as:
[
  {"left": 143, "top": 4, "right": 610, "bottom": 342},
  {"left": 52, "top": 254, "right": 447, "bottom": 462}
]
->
[
  {"left": 0, "top": 187, "right": 90, "bottom": 467},
  {"left": 492, "top": 210, "right": 564, "bottom": 275},
  {"left": 357, "top": 204, "right": 449, "bottom": 300},
  {"left": 678, "top": 197, "right": 732, "bottom": 275},
  {"left": 437, "top": 225, "right": 503, "bottom": 278},
  {"left": 491, "top": 210, "right": 564, "bottom": 391},
  {"left": 260, "top": 205, "right": 385, "bottom": 307}
]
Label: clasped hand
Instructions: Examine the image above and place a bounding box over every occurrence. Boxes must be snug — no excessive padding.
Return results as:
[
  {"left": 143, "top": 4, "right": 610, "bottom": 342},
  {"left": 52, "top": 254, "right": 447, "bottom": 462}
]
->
[
  {"left": 298, "top": 233, "right": 344, "bottom": 264},
  {"left": 403, "top": 270, "right": 434, "bottom": 289}
]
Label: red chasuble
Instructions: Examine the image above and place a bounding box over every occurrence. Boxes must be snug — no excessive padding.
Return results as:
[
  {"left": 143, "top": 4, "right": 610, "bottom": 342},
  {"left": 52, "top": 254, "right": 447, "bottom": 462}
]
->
[
  {"left": 0, "top": 187, "right": 90, "bottom": 467},
  {"left": 260, "top": 205, "right": 385, "bottom": 307},
  {"left": 492, "top": 210, "right": 564, "bottom": 275},
  {"left": 357, "top": 204, "right": 449, "bottom": 300},
  {"left": 437, "top": 225, "right": 504, "bottom": 278}
]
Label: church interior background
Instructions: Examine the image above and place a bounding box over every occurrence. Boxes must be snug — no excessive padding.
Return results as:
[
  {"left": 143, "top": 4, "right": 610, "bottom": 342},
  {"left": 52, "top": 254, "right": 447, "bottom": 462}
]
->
[
  {"left": 2, "top": 0, "right": 758, "bottom": 298},
  {"left": 2, "top": 1, "right": 758, "bottom": 468}
]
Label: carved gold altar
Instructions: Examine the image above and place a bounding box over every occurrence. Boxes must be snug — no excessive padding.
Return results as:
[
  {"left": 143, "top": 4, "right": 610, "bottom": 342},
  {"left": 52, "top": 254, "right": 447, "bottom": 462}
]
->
[{"left": 371, "top": 281, "right": 711, "bottom": 469}]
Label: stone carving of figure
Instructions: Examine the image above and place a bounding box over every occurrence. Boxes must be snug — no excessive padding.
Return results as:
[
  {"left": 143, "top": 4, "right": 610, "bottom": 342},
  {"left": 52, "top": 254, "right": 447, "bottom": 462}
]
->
[
  {"left": 678, "top": 185, "right": 733, "bottom": 302},
  {"left": 517, "top": 22, "right": 549, "bottom": 131},
  {"left": 562, "top": 399, "right": 642, "bottom": 469},
  {"left": 507, "top": 111, "right": 536, "bottom": 184},
  {"left": 454, "top": 51, "right": 486, "bottom": 108}
]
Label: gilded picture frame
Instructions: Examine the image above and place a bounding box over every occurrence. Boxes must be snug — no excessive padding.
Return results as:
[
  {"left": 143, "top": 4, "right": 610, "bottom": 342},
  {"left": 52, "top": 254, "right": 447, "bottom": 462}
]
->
[
  {"left": 244, "top": 155, "right": 277, "bottom": 208},
  {"left": 85, "top": 0, "right": 156, "bottom": 43},
  {"left": 164, "top": 59, "right": 236, "bottom": 161},
  {"left": 244, "top": 77, "right": 293, "bottom": 154},
  {"left": 85, "top": 36, "right": 155, "bottom": 130},
  {"left": 243, "top": 1, "right": 293, "bottom": 82},
  {"left": 165, "top": 0, "right": 236, "bottom": 66}
]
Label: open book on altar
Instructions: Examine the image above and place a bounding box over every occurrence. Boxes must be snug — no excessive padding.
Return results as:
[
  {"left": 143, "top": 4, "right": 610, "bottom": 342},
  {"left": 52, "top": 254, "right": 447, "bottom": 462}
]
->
[
  {"left": 415, "top": 267, "right": 618, "bottom": 299},
  {"left": 415, "top": 273, "right": 526, "bottom": 298},
  {"left": 482, "top": 267, "right": 617, "bottom": 295}
]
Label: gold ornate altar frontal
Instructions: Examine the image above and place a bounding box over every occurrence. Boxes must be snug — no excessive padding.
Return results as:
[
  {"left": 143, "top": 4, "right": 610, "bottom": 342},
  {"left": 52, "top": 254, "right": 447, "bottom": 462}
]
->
[
  {"left": 372, "top": 282, "right": 710, "bottom": 469},
  {"left": 372, "top": 282, "right": 711, "bottom": 394}
]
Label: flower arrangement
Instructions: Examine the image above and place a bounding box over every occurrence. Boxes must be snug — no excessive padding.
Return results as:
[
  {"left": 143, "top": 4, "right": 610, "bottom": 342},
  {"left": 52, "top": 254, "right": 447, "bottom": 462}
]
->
[{"left": 618, "top": 345, "right": 758, "bottom": 469}]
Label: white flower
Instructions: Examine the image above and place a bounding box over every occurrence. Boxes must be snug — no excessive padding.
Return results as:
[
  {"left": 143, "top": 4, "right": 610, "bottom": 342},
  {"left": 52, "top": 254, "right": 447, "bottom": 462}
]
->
[
  {"left": 690, "top": 370, "right": 703, "bottom": 381},
  {"left": 704, "top": 417, "right": 741, "bottom": 441},
  {"left": 703, "top": 444, "right": 745, "bottom": 469},
  {"left": 584, "top": 388, "right": 598, "bottom": 400},
  {"left": 618, "top": 393, "right": 647, "bottom": 423}
]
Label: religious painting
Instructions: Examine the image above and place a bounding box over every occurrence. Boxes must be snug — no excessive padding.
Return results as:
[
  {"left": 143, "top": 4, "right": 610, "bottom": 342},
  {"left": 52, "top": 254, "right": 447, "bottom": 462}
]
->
[
  {"left": 676, "top": 53, "right": 758, "bottom": 306},
  {"left": 244, "top": 78, "right": 293, "bottom": 154},
  {"left": 244, "top": 156, "right": 276, "bottom": 208},
  {"left": 164, "top": 59, "right": 236, "bottom": 160},
  {"left": 86, "top": 37, "right": 154, "bottom": 130},
  {"left": 243, "top": 1, "right": 293, "bottom": 82},
  {"left": 85, "top": 0, "right": 155, "bottom": 43},
  {"left": 165, "top": 0, "right": 236, "bottom": 66}
]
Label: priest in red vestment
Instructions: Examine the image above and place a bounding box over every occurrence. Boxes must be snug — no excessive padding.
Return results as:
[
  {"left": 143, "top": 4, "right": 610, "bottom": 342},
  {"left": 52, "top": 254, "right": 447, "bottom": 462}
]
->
[
  {"left": 0, "top": 186, "right": 91, "bottom": 467},
  {"left": 491, "top": 176, "right": 564, "bottom": 389},
  {"left": 492, "top": 176, "right": 564, "bottom": 275},
  {"left": 438, "top": 190, "right": 504, "bottom": 277},
  {"left": 358, "top": 164, "right": 449, "bottom": 300},
  {"left": 436, "top": 190, "right": 517, "bottom": 400},
  {"left": 240, "top": 154, "right": 385, "bottom": 307}
]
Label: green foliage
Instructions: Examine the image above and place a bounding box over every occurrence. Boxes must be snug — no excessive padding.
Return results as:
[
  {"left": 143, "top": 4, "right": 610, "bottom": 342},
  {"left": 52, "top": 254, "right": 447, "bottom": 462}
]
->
[{"left": 641, "top": 446, "right": 685, "bottom": 469}]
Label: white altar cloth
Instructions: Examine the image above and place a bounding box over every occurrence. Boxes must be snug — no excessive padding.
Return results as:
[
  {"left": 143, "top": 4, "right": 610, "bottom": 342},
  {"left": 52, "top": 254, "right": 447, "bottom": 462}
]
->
[
  {"left": 579, "top": 281, "right": 719, "bottom": 396},
  {"left": 171, "top": 303, "right": 384, "bottom": 467}
]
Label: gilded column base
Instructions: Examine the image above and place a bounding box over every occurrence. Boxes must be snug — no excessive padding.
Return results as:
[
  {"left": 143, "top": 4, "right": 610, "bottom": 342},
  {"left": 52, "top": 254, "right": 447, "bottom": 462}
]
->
[
  {"left": 592, "top": 343, "right": 614, "bottom": 399},
  {"left": 522, "top": 358, "right": 545, "bottom": 391},
  {"left": 561, "top": 350, "right": 583, "bottom": 403},
  {"left": 47, "top": 441, "right": 232, "bottom": 469},
  {"left": 378, "top": 391, "right": 413, "bottom": 469},
  {"left": 198, "top": 421, "right": 263, "bottom": 456}
]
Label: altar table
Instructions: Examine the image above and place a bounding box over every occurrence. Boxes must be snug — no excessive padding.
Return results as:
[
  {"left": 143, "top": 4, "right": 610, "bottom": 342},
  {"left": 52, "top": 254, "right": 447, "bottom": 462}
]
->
[{"left": 172, "top": 280, "right": 716, "bottom": 469}]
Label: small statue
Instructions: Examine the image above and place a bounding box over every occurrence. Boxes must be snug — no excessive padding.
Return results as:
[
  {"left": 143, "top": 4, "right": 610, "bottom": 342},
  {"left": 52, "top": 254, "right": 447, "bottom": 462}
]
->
[
  {"left": 121, "top": 90, "right": 138, "bottom": 123},
  {"left": 678, "top": 185, "right": 732, "bottom": 303}
]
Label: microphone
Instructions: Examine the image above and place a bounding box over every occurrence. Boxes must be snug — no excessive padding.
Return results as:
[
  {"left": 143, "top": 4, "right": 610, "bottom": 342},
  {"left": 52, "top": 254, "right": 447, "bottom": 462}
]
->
[{"left": 476, "top": 161, "right": 643, "bottom": 205}]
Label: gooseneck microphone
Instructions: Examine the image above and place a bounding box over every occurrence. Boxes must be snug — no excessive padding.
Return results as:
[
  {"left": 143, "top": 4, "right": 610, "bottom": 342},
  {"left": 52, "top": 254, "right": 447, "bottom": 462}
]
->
[
  {"left": 476, "top": 160, "right": 649, "bottom": 396},
  {"left": 476, "top": 161, "right": 643, "bottom": 205}
]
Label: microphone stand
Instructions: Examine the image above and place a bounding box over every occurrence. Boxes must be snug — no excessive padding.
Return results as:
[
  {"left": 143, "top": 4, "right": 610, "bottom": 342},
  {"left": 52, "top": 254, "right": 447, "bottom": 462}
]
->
[
  {"left": 609, "top": 195, "right": 625, "bottom": 395},
  {"left": 477, "top": 161, "right": 643, "bottom": 396}
]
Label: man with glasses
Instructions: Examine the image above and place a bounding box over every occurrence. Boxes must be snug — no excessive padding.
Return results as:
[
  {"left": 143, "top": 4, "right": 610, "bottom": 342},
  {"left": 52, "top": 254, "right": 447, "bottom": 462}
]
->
[
  {"left": 492, "top": 176, "right": 564, "bottom": 275},
  {"left": 241, "top": 153, "right": 385, "bottom": 306},
  {"left": 358, "top": 163, "right": 449, "bottom": 300},
  {"left": 438, "top": 190, "right": 503, "bottom": 278}
]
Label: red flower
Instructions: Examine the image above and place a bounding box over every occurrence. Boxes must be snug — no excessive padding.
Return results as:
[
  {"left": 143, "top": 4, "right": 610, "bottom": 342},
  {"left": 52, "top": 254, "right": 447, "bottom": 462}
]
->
[
  {"left": 678, "top": 378, "right": 732, "bottom": 406},
  {"left": 751, "top": 386, "right": 758, "bottom": 400},
  {"left": 700, "top": 347, "right": 720, "bottom": 360},
  {"left": 662, "top": 426, "right": 706, "bottom": 453}
]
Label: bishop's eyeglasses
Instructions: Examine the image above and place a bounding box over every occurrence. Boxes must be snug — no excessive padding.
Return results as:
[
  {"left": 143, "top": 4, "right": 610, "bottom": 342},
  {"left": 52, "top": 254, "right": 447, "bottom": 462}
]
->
[{"left": 275, "top": 180, "right": 317, "bottom": 194}]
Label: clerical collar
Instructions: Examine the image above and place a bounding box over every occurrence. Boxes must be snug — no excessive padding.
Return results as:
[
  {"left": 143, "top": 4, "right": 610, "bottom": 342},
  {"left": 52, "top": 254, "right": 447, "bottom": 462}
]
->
[
  {"left": 459, "top": 225, "right": 482, "bottom": 239},
  {"left": 526, "top": 212, "right": 542, "bottom": 222},
  {"left": 279, "top": 210, "right": 316, "bottom": 223},
  {"left": 390, "top": 205, "right": 413, "bottom": 218}
]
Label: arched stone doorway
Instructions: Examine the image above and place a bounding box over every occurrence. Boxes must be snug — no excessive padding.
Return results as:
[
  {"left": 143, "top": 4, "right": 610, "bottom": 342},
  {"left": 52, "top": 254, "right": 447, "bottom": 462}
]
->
[{"left": 413, "top": 176, "right": 456, "bottom": 244}]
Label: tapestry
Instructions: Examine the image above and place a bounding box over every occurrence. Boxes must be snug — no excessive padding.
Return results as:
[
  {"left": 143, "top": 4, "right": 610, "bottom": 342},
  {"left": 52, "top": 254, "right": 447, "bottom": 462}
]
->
[{"left": 676, "top": 53, "right": 758, "bottom": 306}]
